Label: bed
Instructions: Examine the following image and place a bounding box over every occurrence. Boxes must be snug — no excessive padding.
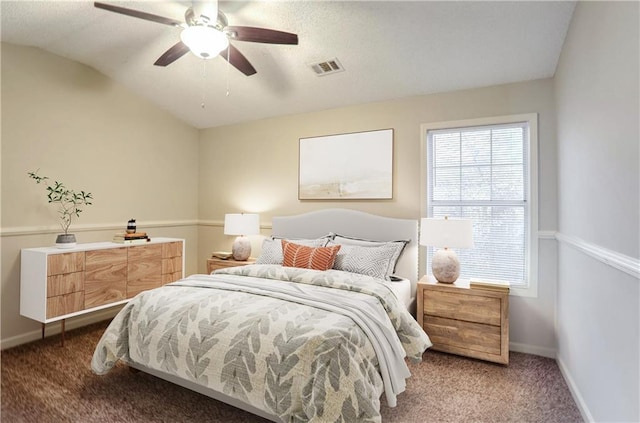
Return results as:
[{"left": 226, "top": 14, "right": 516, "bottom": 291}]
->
[{"left": 92, "top": 209, "right": 431, "bottom": 422}]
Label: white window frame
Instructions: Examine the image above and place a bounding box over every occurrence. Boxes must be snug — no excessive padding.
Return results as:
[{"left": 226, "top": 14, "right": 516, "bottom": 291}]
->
[{"left": 420, "top": 113, "right": 538, "bottom": 298}]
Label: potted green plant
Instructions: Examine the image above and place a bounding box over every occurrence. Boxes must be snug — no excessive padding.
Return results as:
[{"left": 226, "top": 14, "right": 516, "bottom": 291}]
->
[{"left": 28, "top": 170, "right": 93, "bottom": 248}]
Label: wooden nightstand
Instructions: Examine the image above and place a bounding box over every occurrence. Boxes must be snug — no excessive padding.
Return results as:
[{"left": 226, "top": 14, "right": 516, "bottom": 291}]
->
[
  {"left": 417, "top": 276, "right": 509, "bottom": 364},
  {"left": 207, "top": 257, "right": 256, "bottom": 274}
]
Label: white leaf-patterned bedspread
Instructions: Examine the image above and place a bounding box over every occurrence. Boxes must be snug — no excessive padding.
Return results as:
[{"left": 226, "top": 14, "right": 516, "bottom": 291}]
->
[{"left": 91, "top": 265, "right": 431, "bottom": 423}]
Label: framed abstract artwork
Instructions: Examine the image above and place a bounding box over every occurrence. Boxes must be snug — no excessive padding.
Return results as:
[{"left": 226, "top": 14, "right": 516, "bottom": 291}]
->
[{"left": 299, "top": 128, "right": 393, "bottom": 200}]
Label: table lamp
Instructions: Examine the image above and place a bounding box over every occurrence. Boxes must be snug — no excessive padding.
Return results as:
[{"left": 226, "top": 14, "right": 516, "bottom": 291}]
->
[
  {"left": 224, "top": 213, "right": 260, "bottom": 261},
  {"left": 420, "top": 216, "right": 474, "bottom": 283}
]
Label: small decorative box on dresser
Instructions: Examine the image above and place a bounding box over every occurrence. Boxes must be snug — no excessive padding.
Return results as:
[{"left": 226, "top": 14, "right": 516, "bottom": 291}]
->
[
  {"left": 207, "top": 257, "right": 256, "bottom": 274},
  {"left": 21, "top": 238, "right": 184, "bottom": 342},
  {"left": 417, "top": 276, "right": 509, "bottom": 364}
]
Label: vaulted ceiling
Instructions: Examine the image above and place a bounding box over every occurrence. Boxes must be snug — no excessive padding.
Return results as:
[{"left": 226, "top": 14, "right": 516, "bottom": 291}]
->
[{"left": 1, "top": 1, "right": 576, "bottom": 129}]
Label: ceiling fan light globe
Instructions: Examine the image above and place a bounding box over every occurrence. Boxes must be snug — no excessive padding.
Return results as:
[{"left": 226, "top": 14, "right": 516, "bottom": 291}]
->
[{"left": 180, "top": 25, "right": 229, "bottom": 59}]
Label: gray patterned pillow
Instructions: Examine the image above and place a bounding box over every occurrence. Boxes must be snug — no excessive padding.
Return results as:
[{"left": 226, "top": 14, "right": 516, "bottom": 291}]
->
[
  {"left": 329, "top": 239, "right": 407, "bottom": 280},
  {"left": 256, "top": 237, "right": 329, "bottom": 265}
]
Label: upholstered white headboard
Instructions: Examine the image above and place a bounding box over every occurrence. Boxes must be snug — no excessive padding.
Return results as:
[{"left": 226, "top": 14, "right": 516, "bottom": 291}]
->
[{"left": 272, "top": 208, "right": 419, "bottom": 294}]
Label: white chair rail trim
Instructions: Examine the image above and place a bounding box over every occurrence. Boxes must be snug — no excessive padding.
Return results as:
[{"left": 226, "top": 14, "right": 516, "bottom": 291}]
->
[
  {"left": 555, "top": 232, "right": 640, "bottom": 280},
  {"left": 0, "top": 220, "right": 199, "bottom": 237},
  {"left": 5, "top": 224, "right": 637, "bottom": 279},
  {"left": 538, "top": 230, "right": 556, "bottom": 240}
]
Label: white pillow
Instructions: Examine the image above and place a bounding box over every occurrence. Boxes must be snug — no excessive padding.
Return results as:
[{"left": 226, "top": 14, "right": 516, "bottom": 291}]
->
[
  {"left": 256, "top": 237, "right": 329, "bottom": 265},
  {"left": 330, "top": 234, "right": 408, "bottom": 277},
  {"left": 328, "top": 240, "right": 407, "bottom": 280}
]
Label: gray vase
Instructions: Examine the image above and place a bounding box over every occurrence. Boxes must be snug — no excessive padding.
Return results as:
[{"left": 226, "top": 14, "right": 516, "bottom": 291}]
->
[{"left": 55, "top": 233, "right": 77, "bottom": 249}]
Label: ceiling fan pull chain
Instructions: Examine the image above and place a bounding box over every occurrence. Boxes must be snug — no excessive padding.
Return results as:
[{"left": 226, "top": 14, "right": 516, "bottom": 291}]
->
[
  {"left": 201, "top": 60, "right": 207, "bottom": 108},
  {"left": 226, "top": 47, "right": 231, "bottom": 97}
]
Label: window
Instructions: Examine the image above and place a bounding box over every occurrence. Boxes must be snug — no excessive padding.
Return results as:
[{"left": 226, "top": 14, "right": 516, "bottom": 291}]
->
[{"left": 421, "top": 114, "right": 538, "bottom": 297}]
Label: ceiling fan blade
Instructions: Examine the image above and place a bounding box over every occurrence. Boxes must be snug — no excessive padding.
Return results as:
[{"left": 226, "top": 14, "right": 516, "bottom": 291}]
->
[
  {"left": 225, "top": 26, "right": 298, "bottom": 45},
  {"left": 94, "top": 2, "right": 183, "bottom": 27},
  {"left": 154, "top": 42, "right": 191, "bottom": 67},
  {"left": 220, "top": 45, "right": 257, "bottom": 76}
]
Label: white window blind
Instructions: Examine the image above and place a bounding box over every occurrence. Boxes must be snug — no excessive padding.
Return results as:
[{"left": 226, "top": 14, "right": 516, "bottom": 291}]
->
[{"left": 426, "top": 121, "right": 531, "bottom": 287}]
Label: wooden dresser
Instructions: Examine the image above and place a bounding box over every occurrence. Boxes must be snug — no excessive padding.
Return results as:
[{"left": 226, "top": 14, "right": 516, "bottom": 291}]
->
[
  {"left": 417, "top": 276, "right": 509, "bottom": 364},
  {"left": 21, "top": 238, "right": 184, "bottom": 326}
]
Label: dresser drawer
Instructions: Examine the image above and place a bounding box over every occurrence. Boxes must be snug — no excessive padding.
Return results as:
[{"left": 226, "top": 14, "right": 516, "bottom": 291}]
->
[
  {"left": 47, "top": 252, "right": 85, "bottom": 276},
  {"left": 424, "top": 315, "right": 501, "bottom": 355},
  {"left": 85, "top": 248, "right": 128, "bottom": 308},
  {"left": 46, "top": 291, "right": 84, "bottom": 319},
  {"left": 127, "top": 257, "right": 162, "bottom": 298},
  {"left": 85, "top": 248, "right": 128, "bottom": 279},
  {"left": 162, "top": 241, "right": 183, "bottom": 258},
  {"left": 128, "top": 244, "right": 162, "bottom": 261},
  {"left": 47, "top": 272, "right": 84, "bottom": 297},
  {"left": 162, "top": 271, "right": 182, "bottom": 285},
  {"left": 424, "top": 289, "right": 502, "bottom": 326},
  {"left": 162, "top": 256, "right": 182, "bottom": 274}
]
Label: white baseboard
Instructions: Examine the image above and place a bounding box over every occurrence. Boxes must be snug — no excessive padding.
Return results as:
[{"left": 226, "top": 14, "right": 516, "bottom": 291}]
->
[
  {"left": 1, "top": 307, "right": 121, "bottom": 350},
  {"left": 556, "top": 355, "right": 595, "bottom": 423},
  {"left": 509, "top": 341, "right": 556, "bottom": 358}
]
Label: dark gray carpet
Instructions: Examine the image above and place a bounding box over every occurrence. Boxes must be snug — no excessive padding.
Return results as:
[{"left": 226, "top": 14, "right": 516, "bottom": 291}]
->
[{"left": 1, "top": 321, "right": 583, "bottom": 422}]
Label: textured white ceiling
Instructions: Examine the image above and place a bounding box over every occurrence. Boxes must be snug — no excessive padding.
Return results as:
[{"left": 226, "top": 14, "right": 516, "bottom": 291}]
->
[{"left": 1, "top": 1, "right": 576, "bottom": 129}]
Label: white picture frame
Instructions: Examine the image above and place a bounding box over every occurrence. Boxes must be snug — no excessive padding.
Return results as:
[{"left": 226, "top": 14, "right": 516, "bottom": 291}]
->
[{"left": 299, "top": 128, "right": 393, "bottom": 200}]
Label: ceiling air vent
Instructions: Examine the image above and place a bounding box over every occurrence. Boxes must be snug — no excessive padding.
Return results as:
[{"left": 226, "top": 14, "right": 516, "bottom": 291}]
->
[{"left": 310, "top": 58, "right": 345, "bottom": 76}]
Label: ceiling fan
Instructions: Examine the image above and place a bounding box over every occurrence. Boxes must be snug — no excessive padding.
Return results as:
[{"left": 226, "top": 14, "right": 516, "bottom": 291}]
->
[{"left": 94, "top": 1, "right": 298, "bottom": 76}]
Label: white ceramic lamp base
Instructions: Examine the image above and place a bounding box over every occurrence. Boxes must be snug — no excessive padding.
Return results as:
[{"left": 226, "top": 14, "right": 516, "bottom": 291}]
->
[
  {"left": 232, "top": 236, "right": 251, "bottom": 261},
  {"left": 431, "top": 248, "right": 460, "bottom": 283}
]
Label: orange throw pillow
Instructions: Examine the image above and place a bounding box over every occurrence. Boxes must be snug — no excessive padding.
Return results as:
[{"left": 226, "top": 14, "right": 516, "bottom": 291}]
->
[{"left": 281, "top": 240, "right": 341, "bottom": 271}]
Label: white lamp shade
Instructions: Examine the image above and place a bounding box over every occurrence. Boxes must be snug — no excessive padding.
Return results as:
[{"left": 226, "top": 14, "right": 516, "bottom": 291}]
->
[
  {"left": 224, "top": 213, "right": 260, "bottom": 236},
  {"left": 420, "top": 217, "right": 474, "bottom": 249},
  {"left": 180, "top": 26, "right": 229, "bottom": 59}
]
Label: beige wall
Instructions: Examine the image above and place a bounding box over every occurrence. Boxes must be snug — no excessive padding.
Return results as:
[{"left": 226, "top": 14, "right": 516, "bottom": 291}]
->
[
  {"left": 554, "top": 1, "right": 639, "bottom": 421},
  {"left": 198, "top": 78, "right": 560, "bottom": 354},
  {"left": 1, "top": 43, "right": 200, "bottom": 347},
  {"left": 2, "top": 43, "right": 563, "bottom": 356}
]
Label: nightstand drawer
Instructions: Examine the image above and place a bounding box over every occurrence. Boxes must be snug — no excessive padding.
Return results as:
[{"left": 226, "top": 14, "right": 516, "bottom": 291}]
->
[
  {"left": 207, "top": 258, "right": 256, "bottom": 274},
  {"left": 424, "top": 315, "right": 501, "bottom": 355},
  {"left": 424, "top": 289, "right": 502, "bottom": 326}
]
